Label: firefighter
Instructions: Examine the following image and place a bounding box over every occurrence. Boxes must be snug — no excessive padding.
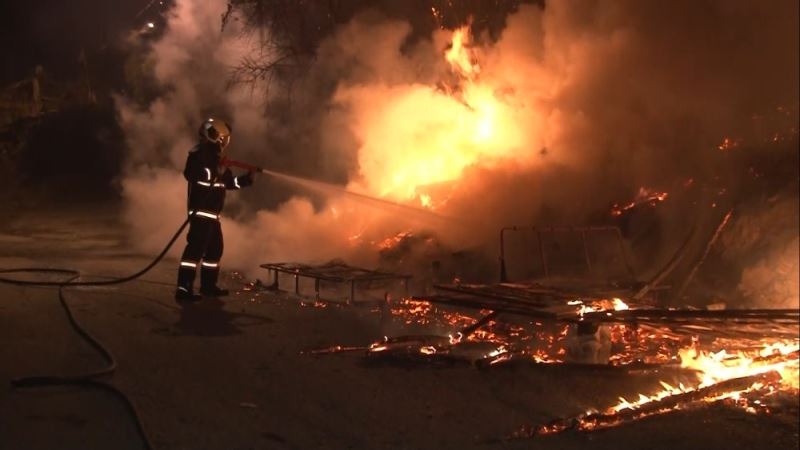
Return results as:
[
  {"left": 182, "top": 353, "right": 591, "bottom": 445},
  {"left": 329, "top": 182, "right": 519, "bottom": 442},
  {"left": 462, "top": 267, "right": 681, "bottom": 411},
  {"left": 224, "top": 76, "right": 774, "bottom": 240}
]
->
[{"left": 176, "top": 118, "right": 254, "bottom": 301}]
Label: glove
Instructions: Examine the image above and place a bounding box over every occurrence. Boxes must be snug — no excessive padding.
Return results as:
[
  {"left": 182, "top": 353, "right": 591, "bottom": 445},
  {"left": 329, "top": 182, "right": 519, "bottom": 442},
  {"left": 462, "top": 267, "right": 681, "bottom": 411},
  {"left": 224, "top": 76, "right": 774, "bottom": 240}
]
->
[{"left": 237, "top": 172, "right": 254, "bottom": 188}]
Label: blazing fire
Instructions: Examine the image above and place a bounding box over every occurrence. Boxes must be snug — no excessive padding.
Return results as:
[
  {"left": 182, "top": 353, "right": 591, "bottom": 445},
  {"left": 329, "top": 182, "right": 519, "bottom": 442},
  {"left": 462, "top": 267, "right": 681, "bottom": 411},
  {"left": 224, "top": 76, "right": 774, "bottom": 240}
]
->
[
  {"left": 613, "top": 342, "right": 799, "bottom": 412},
  {"left": 523, "top": 339, "right": 800, "bottom": 437},
  {"left": 445, "top": 27, "right": 480, "bottom": 79},
  {"left": 688, "top": 343, "right": 797, "bottom": 386},
  {"left": 344, "top": 26, "right": 528, "bottom": 204}
]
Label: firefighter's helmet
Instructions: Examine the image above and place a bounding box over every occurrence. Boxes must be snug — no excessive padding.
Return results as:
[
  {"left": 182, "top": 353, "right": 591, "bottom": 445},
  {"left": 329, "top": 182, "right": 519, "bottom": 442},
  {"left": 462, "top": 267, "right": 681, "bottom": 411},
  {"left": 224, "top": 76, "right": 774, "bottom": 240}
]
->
[{"left": 198, "top": 118, "right": 232, "bottom": 150}]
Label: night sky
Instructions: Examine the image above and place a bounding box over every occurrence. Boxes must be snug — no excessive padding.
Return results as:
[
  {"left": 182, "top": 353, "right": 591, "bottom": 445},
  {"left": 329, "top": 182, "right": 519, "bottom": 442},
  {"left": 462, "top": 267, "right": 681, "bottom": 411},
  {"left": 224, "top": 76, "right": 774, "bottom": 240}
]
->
[{"left": 0, "top": 0, "right": 163, "bottom": 85}]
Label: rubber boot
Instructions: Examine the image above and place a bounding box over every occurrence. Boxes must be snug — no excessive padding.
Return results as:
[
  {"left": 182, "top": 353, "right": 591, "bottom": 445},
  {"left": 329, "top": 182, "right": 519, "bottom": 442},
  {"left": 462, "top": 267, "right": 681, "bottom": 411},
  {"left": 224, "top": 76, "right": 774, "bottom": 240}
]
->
[
  {"left": 200, "top": 267, "right": 228, "bottom": 297},
  {"left": 176, "top": 265, "right": 201, "bottom": 302}
]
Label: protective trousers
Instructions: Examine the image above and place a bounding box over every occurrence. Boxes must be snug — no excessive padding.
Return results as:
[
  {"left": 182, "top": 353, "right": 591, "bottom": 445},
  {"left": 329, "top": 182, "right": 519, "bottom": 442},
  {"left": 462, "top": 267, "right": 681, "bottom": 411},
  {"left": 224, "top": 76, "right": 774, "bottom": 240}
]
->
[{"left": 177, "top": 215, "right": 223, "bottom": 292}]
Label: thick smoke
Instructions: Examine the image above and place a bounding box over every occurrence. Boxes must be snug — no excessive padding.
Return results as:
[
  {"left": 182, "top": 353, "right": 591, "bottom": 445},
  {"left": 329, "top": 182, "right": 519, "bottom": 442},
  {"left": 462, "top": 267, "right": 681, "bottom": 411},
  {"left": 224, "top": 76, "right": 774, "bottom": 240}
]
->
[
  {"left": 116, "top": 0, "right": 798, "bottom": 305},
  {"left": 115, "top": 0, "right": 379, "bottom": 270}
]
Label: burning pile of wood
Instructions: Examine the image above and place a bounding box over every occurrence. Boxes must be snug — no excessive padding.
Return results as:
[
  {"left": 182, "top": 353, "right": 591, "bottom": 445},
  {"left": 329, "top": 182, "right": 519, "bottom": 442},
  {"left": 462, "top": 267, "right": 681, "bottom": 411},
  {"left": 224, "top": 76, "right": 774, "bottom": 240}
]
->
[
  {"left": 515, "top": 341, "right": 798, "bottom": 438},
  {"left": 285, "top": 222, "right": 798, "bottom": 437},
  {"left": 305, "top": 293, "right": 798, "bottom": 436}
]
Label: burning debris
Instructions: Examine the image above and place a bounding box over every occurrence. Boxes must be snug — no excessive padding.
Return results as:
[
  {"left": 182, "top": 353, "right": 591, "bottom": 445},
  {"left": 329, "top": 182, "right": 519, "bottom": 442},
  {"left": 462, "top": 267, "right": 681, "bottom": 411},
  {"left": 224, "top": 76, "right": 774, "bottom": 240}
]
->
[
  {"left": 307, "top": 290, "right": 799, "bottom": 437},
  {"left": 518, "top": 342, "right": 799, "bottom": 438},
  {"left": 293, "top": 218, "right": 798, "bottom": 439},
  {"left": 611, "top": 188, "right": 670, "bottom": 217},
  {"left": 298, "top": 280, "right": 798, "bottom": 433}
]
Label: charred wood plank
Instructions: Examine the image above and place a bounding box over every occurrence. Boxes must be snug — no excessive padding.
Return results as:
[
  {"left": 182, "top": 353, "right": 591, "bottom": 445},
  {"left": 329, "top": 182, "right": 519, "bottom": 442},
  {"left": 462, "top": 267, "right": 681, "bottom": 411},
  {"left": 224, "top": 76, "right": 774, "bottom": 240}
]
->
[
  {"left": 526, "top": 370, "right": 783, "bottom": 437},
  {"left": 583, "top": 308, "right": 800, "bottom": 323}
]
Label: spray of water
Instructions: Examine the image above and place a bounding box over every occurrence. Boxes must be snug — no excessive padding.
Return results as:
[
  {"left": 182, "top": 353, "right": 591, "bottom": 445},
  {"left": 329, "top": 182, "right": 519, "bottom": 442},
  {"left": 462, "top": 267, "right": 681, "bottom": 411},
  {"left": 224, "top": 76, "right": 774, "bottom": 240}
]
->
[{"left": 257, "top": 167, "right": 457, "bottom": 224}]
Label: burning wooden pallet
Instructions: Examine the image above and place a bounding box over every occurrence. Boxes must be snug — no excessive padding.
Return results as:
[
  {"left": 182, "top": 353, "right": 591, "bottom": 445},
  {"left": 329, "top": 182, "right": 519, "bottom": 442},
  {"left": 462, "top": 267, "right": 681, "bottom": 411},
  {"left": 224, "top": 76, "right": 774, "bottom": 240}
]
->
[
  {"left": 419, "top": 284, "right": 799, "bottom": 339},
  {"left": 425, "top": 281, "right": 645, "bottom": 318},
  {"left": 397, "top": 285, "right": 799, "bottom": 437},
  {"left": 419, "top": 221, "right": 798, "bottom": 337}
]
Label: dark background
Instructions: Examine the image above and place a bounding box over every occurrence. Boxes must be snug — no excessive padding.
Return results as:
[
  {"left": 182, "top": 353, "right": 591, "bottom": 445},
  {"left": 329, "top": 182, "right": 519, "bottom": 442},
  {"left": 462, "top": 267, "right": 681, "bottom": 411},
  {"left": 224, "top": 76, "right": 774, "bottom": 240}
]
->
[
  {"left": 0, "top": 1, "right": 171, "bottom": 202},
  {"left": 0, "top": 0, "right": 162, "bottom": 85}
]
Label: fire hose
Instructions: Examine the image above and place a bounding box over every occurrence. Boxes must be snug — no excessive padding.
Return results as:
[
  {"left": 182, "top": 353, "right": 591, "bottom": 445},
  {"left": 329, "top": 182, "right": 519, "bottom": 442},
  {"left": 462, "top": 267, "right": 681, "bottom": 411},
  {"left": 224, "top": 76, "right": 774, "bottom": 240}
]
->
[
  {"left": 0, "top": 161, "right": 263, "bottom": 448},
  {"left": 220, "top": 157, "right": 262, "bottom": 173},
  {"left": 0, "top": 215, "right": 190, "bottom": 450},
  {"left": 0, "top": 159, "right": 273, "bottom": 448},
  {"left": 0, "top": 156, "right": 419, "bottom": 449}
]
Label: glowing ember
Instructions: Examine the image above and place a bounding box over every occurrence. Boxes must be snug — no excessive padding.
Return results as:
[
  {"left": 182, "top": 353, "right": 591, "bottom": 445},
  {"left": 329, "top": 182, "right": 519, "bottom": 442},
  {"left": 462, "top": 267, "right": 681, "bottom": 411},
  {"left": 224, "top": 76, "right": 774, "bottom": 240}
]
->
[
  {"left": 573, "top": 297, "right": 630, "bottom": 316},
  {"left": 717, "top": 136, "right": 740, "bottom": 151},
  {"left": 419, "top": 346, "right": 437, "bottom": 355},
  {"left": 430, "top": 7, "right": 444, "bottom": 27},
  {"left": 419, "top": 194, "right": 432, "bottom": 209},
  {"left": 375, "top": 231, "right": 414, "bottom": 251},
  {"left": 303, "top": 295, "right": 797, "bottom": 437},
  {"left": 612, "top": 298, "right": 629, "bottom": 311},
  {"left": 611, "top": 187, "right": 669, "bottom": 217}
]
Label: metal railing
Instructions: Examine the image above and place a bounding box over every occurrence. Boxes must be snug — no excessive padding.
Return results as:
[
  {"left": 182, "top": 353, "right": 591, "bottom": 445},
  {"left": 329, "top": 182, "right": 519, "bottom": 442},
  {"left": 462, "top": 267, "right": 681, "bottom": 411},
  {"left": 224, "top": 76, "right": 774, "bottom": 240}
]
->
[{"left": 498, "top": 225, "right": 635, "bottom": 283}]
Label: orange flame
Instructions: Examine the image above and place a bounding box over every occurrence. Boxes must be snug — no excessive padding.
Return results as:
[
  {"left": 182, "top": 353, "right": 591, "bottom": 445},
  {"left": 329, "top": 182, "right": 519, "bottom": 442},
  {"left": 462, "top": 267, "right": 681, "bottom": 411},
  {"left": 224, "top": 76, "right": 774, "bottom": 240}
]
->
[
  {"left": 346, "top": 26, "right": 527, "bottom": 203},
  {"left": 446, "top": 27, "right": 480, "bottom": 79},
  {"left": 609, "top": 341, "right": 799, "bottom": 415}
]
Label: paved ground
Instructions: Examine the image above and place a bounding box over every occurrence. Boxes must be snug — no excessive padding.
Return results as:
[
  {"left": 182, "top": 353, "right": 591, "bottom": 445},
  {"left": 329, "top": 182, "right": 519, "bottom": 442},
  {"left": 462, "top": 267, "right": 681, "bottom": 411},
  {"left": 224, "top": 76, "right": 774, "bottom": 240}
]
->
[{"left": 1, "top": 204, "right": 798, "bottom": 449}]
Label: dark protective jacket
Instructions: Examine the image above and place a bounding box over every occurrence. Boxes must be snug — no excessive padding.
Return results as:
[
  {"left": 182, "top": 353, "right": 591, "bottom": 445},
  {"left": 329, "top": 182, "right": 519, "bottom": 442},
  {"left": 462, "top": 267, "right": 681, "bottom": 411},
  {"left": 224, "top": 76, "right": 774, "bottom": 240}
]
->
[{"left": 183, "top": 142, "right": 247, "bottom": 215}]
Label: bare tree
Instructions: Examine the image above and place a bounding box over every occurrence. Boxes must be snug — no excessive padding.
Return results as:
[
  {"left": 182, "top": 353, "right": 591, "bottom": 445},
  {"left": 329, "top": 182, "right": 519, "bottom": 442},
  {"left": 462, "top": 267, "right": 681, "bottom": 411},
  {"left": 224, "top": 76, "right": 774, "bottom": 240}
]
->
[{"left": 224, "top": 0, "right": 536, "bottom": 94}]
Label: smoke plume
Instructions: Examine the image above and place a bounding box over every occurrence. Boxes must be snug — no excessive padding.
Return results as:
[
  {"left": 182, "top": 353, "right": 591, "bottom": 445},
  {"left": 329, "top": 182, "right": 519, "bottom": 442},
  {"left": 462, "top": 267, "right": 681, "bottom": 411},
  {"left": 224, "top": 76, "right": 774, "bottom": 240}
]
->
[{"left": 115, "top": 0, "right": 798, "bottom": 305}]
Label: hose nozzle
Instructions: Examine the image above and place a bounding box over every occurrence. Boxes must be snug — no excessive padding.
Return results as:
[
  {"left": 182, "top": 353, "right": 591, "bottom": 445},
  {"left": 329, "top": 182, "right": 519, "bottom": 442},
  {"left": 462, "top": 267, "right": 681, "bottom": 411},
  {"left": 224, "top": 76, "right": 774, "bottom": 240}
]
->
[{"left": 219, "top": 158, "right": 263, "bottom": 173}]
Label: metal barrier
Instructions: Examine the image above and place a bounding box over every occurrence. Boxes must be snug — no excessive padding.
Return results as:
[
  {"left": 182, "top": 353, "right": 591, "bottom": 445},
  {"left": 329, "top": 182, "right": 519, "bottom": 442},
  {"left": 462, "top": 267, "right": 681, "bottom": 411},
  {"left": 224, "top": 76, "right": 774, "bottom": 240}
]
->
[
  {"left": 260, "top": 261, "right": 410, "bottom": 304},
  {"left": 498, "top": 225, "right": 635, "bottom": 283}
]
